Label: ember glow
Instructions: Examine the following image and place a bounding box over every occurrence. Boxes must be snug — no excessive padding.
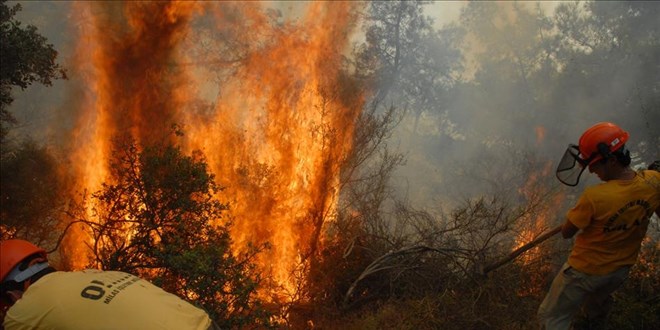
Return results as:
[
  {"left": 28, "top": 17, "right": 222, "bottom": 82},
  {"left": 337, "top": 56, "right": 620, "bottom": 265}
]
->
[
  {"left": 514, "top": 127, "right": 564, "bottom": 268},
  {"left": 513, "top": 153, "right": 565, "bottom": 296},
  {"left": 60, "top": 1, "right": 364, "bottom": 299},
  {"left": 534, "top": 126, "right": 545, "bottom": 146},
  {"left": 515, "top": 161, "right": 562, "bottom": 261}
]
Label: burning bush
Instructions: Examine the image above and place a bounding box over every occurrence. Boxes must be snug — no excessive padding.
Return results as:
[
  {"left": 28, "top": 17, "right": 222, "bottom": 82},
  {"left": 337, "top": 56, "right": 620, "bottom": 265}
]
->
[{"left": 64, "top": 135, "right": 272, "bottom": 328}]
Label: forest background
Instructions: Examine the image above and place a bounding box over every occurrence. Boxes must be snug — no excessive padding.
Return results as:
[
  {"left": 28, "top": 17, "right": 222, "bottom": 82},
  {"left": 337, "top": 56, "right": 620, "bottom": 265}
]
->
[{"left": 1, "top": 1, "right": 658, "bottom": 329}]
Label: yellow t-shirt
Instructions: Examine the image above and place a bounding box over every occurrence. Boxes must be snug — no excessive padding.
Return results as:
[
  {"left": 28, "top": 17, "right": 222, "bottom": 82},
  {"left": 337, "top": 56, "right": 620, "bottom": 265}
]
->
[
  {"left": 567, "top": 170, "right": 660, "bottom": 275},
  {"left": 3, "top": 270, "right": 211, "bottom": 330}
]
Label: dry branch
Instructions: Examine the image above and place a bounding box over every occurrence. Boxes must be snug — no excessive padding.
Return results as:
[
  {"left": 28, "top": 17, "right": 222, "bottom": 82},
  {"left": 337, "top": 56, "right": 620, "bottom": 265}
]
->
[
  {"left": 343, "top": 245, "right": 446, "bottom": 308},
  {"left": 342, "top": 225, "right": 563, "bottom": 308}
]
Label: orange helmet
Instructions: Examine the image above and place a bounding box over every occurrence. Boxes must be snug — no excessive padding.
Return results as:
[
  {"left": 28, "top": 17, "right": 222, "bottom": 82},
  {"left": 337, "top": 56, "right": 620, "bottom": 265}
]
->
[
  {"left": 556, "top": 122, "right": 630, "bottom": 186},
  {"left": 0, "top": 239, "right": 47, "bottom": 283},
  {"left": 577, "top": 122, "right": 629, "bottom": 166}
]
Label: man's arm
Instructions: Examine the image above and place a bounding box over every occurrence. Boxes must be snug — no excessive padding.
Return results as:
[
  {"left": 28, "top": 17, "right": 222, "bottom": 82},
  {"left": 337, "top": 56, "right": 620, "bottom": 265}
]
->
[{"left": 561, "top": 219, "right": 579, "bottom": 239}]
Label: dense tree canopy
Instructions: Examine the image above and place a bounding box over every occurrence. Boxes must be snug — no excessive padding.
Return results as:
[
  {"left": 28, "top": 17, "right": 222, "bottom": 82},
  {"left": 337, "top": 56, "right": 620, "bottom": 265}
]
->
[
  {"left": 0, "top": 0, "right": 67, "bottom": 245},
  {"left": 354, "top": 0, "right": 463, "bottom": 133},
  {"left": 0, "top": 139, "right": 63, "bottom": 244},
  {"left": 0, "top": 0, "right": 66, "bottom": 140}
]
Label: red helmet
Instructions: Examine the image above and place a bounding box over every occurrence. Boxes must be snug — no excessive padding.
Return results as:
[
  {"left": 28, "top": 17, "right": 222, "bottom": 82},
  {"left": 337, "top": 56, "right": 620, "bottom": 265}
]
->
[
  {"left": 0, "top": 239, "right": 47, "bottom": 283},
  {"left": 578, "top": 122, "right": 629, "bottom": 166}
]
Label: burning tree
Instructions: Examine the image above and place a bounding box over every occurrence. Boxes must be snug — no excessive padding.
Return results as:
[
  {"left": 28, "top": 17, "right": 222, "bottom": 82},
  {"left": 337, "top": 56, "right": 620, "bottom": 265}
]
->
[
  {"left": 51, "top": 3, "right": 369, "bottom": 313},
  {"left": 4, "top": 0, "right": 657, "bottom": 328},
  {"left": 65, "top": 135, "right": 271, "bottom": 328}
]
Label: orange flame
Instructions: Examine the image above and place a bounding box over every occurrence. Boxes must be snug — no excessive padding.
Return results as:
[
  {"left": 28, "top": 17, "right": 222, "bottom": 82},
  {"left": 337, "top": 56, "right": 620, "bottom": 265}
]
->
[
  {"left": 514, "top": 161, "right": 562, "bottom": 261},
  {"left": 535, "top": 126, "right": 546, "bottom": 146},
  {"left": 61, "top": 1, "right": 198, "bottom": 269},
  {"left": 514, "top": 160, "right": 564, "bottom": 296},
  {"left": 61, "top": 1, "right": 364, "bottom": 301},
  {"left": 185, "top": 2, "right": 364, "bottom": 298}
]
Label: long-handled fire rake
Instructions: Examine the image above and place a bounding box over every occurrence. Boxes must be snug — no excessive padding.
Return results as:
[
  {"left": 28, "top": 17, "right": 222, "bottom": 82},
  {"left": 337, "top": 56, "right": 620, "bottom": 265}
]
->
[{"left": 482, "top": 225, "right": 562, "bottom": 275}]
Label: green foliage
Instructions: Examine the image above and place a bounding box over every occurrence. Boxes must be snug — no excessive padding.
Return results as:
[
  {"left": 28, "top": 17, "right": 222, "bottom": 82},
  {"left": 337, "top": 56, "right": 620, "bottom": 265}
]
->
[
  {"left": 0, "top": 139, "right": 64, "bottom": 245},
  {"left": 354, "top": 0, "right": 462, "bottom": 121},
  {"left": 0, "top": 0, "right": 66, "bottom": 140},
  {"left": 77, "top": 137, "right": 272, "bottom": 328},
  {"left": 552, "top": 1, "right": 660, "bottom": 157}
]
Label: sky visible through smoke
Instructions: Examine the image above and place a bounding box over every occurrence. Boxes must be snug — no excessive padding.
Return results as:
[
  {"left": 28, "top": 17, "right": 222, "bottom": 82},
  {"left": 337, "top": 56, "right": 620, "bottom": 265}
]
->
[{"left": 7, "top": 0, "right": 659, "bottom": 219}]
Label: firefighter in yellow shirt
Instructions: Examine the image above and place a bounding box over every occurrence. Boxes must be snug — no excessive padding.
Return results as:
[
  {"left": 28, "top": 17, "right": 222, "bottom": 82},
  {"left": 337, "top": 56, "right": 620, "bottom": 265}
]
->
[
  {"left": 540, "top": 122, "right": 660, "bottom": 329},
  {"left": 0, "top": 239, "right": 215, "bottom": 330}
]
